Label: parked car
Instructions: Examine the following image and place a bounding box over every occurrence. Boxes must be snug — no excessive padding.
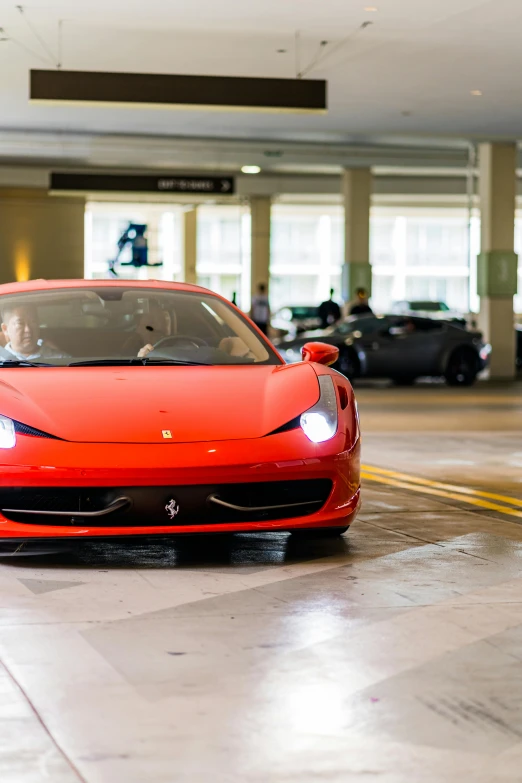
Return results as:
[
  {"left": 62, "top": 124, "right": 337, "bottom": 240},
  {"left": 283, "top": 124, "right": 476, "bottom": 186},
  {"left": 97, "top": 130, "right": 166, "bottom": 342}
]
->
[
  {"left": 277, "top": 313, "right": 490, "bottom": 386},
  {"left": 391, "top": 300, "right": 467, "bottom": 326},
  {"left": 271, "top": 305, "right": 322, "bottom": 340}
]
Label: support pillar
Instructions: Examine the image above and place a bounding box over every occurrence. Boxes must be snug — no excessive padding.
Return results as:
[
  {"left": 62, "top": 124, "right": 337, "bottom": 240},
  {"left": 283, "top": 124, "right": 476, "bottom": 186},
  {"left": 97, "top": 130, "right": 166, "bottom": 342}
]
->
[
  {"left": 477, "top": 143, "right": 518, "bottom": 379},
  {"left": 0, "top": 189, "right": 85, "bottom": 284},
  {"left": 342, "top": 168, "right": 372, "bottom": 302},
  {"left": 183, "top": 207, "right": 198, "bottom": 284},
  {"left": 250, "top": 196, "right": 271, "bottom": 299}
]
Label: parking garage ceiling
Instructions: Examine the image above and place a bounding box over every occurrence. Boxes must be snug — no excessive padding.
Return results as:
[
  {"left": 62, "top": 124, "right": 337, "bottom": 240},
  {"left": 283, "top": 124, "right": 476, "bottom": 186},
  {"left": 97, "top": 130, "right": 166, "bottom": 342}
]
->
[{"left": 0, "top": 0, "right": 521, "bottom": 169}]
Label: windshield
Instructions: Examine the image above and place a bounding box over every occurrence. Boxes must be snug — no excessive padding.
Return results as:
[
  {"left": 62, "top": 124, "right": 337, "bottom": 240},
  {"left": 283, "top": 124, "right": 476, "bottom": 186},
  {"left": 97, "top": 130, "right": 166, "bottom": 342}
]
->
[
  {"left": 409, "top": 301, "right": 447, "bottom": 311},
  {"left": 333, "top": 315, "right": 384, "bottom": 336},
  {"left": 290, "top": 306, "right": 319, "bottom": 319},
  {"left": 0, "top": 286, "right": 281, "bottom": 367}
]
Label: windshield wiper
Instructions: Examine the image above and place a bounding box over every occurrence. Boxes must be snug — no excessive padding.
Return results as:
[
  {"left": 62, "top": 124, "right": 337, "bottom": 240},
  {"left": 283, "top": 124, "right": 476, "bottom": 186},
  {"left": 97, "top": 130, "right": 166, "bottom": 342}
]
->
[
  {"left": 0, "top": 359, "right": 55, "bottom": 367},
  {"left": 68, "top": 358, "right": 211, "bottom": 367},
  {"left": 68, "top": 359, "right": 145, "bottom": 367},
  {"left": 142, "top": 358, "right": 211, "bottom": 366}
]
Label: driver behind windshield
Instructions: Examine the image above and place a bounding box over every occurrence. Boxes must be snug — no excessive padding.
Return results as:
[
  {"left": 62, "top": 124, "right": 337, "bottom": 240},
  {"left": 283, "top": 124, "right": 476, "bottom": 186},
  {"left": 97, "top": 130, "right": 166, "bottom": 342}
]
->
[{"left": 0, "top": 304, "right": 69, "bottom": 361}]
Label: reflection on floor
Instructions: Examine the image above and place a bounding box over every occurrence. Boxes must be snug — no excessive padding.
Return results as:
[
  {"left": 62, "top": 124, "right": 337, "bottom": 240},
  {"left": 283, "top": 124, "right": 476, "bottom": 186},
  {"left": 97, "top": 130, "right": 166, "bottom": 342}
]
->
[{"left": 2, "top": 382, "right": 522, "bottom": 782}]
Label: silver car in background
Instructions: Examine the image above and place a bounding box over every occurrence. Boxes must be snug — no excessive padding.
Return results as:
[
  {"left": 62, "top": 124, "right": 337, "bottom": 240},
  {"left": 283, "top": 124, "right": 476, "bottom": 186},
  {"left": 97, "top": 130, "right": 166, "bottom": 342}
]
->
[{"left": 391, "top": 299, "right": 468, "bottom": 326}]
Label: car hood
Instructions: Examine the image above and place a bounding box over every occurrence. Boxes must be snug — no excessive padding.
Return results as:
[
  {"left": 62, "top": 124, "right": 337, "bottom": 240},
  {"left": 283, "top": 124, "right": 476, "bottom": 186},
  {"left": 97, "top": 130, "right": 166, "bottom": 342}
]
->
[{"left": 0, "top": 363, "right": 320, "bottom": 444}]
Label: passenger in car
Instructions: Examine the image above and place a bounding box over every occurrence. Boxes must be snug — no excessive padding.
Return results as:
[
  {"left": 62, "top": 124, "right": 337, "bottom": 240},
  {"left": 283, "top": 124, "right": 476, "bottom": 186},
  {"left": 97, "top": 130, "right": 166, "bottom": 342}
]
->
[{"left": 0, "top": 304, "right": 69, "bottom": 361}]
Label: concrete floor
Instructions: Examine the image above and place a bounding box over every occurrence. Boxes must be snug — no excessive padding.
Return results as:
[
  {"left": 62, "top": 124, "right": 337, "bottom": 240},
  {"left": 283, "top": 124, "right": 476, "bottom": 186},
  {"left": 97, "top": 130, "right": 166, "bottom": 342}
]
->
[{"left": 2, "top": 382, "right": 522, "bottom": 783}]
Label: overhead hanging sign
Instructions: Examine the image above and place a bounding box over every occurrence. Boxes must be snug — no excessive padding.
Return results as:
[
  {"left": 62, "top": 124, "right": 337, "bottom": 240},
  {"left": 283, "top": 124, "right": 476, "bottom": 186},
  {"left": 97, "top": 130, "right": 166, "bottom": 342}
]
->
[
  {"left": 50, "top": 172, "right": 235, "bottom": 195},
  {"left": 31, "top": 70, "right": 327, "bottom": 114}
]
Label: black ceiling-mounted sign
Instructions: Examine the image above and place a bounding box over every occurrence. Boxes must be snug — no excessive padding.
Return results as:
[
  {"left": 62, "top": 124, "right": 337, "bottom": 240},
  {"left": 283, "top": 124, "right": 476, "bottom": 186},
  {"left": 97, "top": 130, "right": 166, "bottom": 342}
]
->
[
  {"left": 50, "top": 172, "right": 235, "bottom": 195},
  {"left": 31, "top": 70, "right": 327, "bottom": 113}
]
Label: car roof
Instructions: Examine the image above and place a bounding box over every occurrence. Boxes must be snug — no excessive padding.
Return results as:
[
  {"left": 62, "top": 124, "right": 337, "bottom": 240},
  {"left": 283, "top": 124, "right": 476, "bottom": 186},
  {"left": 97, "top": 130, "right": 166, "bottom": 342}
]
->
[
  {"left": 281, "top": 305, "right": 318, "bottom": 311},
  {"left": 0, "top": 279, "right": 215, "bottom": 297},
  {"left": 342, "top": 313, "right": 449, "bottom": 326}
]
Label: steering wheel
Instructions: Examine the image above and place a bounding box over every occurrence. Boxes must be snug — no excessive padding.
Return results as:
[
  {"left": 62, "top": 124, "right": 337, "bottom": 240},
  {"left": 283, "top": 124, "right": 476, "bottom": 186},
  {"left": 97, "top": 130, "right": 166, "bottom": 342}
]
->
[{"left": 151, "top": 335, "right": 208, "bottom": 351}]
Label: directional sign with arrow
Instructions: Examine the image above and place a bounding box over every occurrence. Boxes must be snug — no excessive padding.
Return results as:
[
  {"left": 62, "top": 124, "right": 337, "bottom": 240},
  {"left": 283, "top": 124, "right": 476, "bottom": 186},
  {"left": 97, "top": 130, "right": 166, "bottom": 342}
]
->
[{"left": 50, "top": 173, "right": 235, "bottom": 195}]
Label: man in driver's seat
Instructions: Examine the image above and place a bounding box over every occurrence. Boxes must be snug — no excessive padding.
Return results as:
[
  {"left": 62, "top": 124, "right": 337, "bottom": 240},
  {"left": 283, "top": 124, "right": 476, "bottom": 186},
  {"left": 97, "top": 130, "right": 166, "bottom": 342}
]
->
[{"left": 0, "top": 304, "right": 69, "bottom": 361}]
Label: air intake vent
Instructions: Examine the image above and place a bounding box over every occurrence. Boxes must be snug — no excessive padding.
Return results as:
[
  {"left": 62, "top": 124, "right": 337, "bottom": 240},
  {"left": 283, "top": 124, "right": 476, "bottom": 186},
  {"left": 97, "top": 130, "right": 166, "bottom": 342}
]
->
[{"left": 265, "top": 416, "right": 301, "bottom": 437}]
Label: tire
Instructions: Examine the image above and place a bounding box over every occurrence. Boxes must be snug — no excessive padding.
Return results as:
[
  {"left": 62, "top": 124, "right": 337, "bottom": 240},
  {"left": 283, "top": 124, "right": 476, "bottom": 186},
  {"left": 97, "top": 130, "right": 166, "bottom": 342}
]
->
[
  {"left": 336, "top": 348, "right": 359, "bottom": 382},
  {"left": 444, "top": 348, "right": 479, "bottom": 386},
  {"left": 291, "top": 526, "right": 349, "bottom": 537}
]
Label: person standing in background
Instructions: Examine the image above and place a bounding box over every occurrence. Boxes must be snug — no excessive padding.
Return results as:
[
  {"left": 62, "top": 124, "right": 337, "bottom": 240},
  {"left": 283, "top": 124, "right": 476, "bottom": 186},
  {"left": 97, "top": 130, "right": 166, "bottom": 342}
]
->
[
  {"left": 250, "top": 283, "right": 270, "bottom": 335},
  {"left": 349, "top": 287, "right": 373, "bottom": 316},
  {"left": 318, "top": 288, "right": 342, "bottom": 329}
]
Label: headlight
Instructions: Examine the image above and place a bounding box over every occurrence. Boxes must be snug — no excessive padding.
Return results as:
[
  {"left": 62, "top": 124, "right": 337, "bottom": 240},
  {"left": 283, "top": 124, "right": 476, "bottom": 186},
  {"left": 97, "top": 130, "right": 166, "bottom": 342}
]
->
[
  {"left": 300, "top": 375, "right": 338, "bottom": 443},
  {"left": 0, "top": 416, "right": 16, "bottom": 449}
]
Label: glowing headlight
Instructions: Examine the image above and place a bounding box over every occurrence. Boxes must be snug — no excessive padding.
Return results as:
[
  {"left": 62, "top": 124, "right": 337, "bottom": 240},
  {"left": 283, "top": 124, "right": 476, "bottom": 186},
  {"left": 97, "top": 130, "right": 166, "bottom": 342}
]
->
[
  {"left": 300, "top": 375, "right": 338, "bottom": 443},
  {"left": 0, "top": 416, "right": 15, "bottom": 449}
]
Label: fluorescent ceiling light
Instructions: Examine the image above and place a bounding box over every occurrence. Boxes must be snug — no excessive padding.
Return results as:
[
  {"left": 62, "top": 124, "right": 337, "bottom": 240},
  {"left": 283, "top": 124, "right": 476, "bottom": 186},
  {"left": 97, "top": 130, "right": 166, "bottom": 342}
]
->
[{"left": 241, "top": 165, "right": 261, "bottom": 174}]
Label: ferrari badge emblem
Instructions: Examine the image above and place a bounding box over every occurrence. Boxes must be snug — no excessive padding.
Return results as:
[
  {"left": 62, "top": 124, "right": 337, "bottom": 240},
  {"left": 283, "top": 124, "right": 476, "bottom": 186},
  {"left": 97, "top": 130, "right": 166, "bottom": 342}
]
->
[
  {"left": 162, "top": 430, "right": 172, "bottom": 439},
  {"left": 165, "top": 499, "right": 180, "bottom": 520}
]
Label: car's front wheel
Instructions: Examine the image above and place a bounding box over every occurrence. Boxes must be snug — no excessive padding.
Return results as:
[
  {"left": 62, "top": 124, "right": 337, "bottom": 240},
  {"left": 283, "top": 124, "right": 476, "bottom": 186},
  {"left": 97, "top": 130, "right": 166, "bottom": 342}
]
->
[{"left": 444, "top": 348, "right": 479, "bottom": 386}]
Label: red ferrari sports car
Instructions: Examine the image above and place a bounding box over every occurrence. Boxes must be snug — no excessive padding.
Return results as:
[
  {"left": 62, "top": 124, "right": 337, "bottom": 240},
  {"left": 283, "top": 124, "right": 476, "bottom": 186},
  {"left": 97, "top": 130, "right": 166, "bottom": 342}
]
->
[{"left": 0, "top": 280, "right": 360, "bottom": 551}]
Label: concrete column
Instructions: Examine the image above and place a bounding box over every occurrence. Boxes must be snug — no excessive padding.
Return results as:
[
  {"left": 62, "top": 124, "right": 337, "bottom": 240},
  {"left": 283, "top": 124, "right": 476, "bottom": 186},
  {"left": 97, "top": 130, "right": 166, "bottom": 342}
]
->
[
  {"left": 0, "top": 189, "right": 85, "bottom": 284},
  {"left": 477, "top": 143, "right": 518, "bottom": 379},
  {"left": 250, "top": 196, "right": 271, "bottom": 298},
  {"left": 183, "top": 207, "right": 198, "bottom": 284},
  {"left": 342, "top": 168, "right": 372, "bottom": 301}
]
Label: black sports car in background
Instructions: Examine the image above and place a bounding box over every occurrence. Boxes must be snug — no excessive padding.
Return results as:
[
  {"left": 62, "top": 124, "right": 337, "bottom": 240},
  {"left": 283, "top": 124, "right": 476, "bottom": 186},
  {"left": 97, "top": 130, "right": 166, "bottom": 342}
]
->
[
  {"left": 391, "top": 299, "right": 467, "bottom": 326},
  {"left": 277, "top": 314, "right": 490, "bottom": 386}
]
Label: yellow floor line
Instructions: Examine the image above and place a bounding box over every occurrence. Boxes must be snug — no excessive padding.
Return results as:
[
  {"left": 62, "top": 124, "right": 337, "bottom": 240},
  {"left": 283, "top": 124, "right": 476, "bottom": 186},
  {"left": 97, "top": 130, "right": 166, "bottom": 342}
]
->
[
  {"left": 362, "top": 464, "right": 522, "bottom": 509},
  {"left": 361, "top": 472, "right": 522, "bottom": 519}
]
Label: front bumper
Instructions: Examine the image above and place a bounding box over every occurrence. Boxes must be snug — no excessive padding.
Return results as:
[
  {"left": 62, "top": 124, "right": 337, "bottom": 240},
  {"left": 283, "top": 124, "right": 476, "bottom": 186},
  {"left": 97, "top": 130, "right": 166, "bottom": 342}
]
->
[{"left": 0, "top": 429, "right": 361, "bottom": 540}]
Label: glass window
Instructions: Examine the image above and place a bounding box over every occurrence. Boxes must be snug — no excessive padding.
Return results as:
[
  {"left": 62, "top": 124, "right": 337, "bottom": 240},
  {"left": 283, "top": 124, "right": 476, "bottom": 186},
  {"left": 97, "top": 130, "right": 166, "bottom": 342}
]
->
[
  {"left": 271, "top": 215, "right": 321, "bottom": 266},
  {"left": 370, "top": 218, "right": 395, "bottom": 266},
  {"left": 405, "top": 219, "right": 468, "bottom": 268},
  {"left": 371, "top": 275, "right": 395, "bottom": 313},
  {"left": 196, "top": 206, "right": 248, "bottom": 303},
  {"left": 197, "top": 212, "right": 242, "bottom": 265},
  {"left": 0, "top": 286, "right": 280, "bottom": 366},
  {"left": 336, "top": 316, "right": 385, "bottom": 336},
  {"left": 270, "top": 275, "right": 321, "bottom": 311},
  {"left": 85, "top": 204, "right": 183, "bottom": 282},
  {"left": 331, "top": 216, "right": 344, "bottom": 267},
  {"left": 405, "top": 277, "right": 447, "bottom": 301}
]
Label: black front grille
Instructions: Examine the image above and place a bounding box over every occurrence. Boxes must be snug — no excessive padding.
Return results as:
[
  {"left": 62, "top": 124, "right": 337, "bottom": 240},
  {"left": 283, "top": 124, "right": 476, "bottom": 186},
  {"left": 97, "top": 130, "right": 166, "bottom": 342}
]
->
[{"left": 0, "top": 480, "right": 333, "bottom": 527}]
